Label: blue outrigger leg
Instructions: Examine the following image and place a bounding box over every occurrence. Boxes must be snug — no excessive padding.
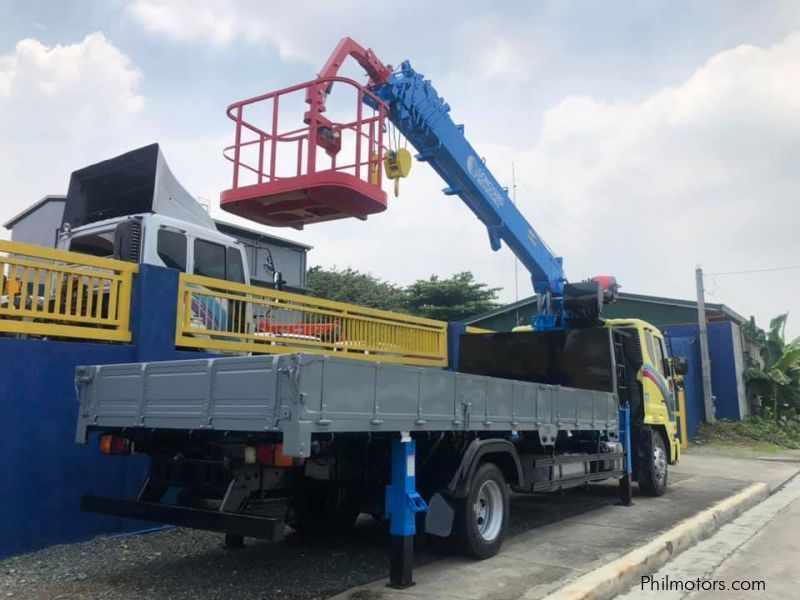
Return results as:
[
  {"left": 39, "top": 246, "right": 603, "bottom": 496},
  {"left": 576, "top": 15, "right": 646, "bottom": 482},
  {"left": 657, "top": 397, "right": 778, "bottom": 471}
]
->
[
  {"left": 618, "top": 404, "right": 634, "bottom": 506},
  {"left": 385, "top": 435, "right": 428, "bottom": 588}
]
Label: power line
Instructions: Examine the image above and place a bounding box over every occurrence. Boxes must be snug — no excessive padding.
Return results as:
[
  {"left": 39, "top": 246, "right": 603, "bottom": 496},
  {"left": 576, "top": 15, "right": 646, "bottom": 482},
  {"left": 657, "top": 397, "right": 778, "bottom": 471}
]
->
[{"left": 711, "top": 265, "right": 800, "bottom": 276}]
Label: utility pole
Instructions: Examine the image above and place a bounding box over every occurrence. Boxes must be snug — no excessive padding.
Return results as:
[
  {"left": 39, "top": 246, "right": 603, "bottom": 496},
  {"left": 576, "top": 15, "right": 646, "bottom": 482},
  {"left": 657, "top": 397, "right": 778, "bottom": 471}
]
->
[{"left": 695, "top": 265, "right": 715, "bottom": 423}]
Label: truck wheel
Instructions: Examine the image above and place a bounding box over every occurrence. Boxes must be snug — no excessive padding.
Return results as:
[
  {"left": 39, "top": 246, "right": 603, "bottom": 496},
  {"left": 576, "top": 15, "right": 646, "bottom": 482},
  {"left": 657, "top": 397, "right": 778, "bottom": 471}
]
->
[
  {"left": 638, "top": 429, "right": 668, "bottom": 496},
  {"left": 455, "top": 462, "right": 509, "bottom": 559}
]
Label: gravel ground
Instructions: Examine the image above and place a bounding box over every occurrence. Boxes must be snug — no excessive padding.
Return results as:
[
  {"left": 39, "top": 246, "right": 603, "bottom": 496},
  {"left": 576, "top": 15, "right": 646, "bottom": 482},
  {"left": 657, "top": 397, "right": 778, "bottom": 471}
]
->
[{"left": 1, "top": 479, "right": 680, "bottom": 600}]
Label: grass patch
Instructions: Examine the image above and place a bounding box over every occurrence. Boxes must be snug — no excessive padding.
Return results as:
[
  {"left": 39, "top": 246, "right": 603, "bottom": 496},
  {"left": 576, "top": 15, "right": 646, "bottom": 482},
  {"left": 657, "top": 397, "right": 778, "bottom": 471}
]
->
[{"left": 697, "top": 416, "right": 800, "bottom": 451}]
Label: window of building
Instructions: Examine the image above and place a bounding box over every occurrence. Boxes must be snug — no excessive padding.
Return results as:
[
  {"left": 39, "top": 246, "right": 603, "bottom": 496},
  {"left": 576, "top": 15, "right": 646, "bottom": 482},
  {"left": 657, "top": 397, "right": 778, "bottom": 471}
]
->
[{"left": 157, "top": 229, "right": 187, "bottom": 271}]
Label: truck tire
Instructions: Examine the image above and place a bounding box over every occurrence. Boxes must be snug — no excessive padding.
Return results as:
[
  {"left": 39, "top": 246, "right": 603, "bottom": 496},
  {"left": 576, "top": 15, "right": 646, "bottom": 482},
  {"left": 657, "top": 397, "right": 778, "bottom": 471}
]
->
[
  {"left": 454, "top": 462, "right": 509, "bottom": 559},
  {"left": 638, "top": 428, "right": 668, "bottom": 496}
]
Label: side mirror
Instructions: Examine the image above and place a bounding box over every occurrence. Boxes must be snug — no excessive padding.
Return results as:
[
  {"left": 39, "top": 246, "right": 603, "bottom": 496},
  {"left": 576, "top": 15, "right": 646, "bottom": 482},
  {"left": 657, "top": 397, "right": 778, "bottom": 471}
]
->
[
  {"left": 669, "top": 357, "right": 689, "bottom": 376},
  {"left": 273, "top": 270, "right": 285, "bottom": 291},
  {"left": 113, "top": 219, "right": 142, "bottom": 263}
]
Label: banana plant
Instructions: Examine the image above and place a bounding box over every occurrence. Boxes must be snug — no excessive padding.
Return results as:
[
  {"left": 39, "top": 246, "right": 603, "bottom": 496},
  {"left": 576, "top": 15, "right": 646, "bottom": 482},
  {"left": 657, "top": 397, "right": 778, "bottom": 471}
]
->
[{"left": 745, "top": 314, "right": 800, "bottom": 420}]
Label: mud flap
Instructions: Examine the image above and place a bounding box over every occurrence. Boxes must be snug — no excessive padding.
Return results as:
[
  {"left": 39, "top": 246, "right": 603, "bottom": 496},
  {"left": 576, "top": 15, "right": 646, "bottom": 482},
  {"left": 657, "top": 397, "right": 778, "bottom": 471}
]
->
[{"left": 424, "top": 492, "right": 455, "bottom": 537}]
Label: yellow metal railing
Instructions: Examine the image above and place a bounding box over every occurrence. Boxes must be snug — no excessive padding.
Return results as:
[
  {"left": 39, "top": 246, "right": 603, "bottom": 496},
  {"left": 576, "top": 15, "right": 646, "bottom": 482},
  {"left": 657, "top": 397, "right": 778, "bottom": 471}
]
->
[
  {"left": 176, "top": 273, "right": 448, "bottom": 367},
  {"left": 0, "top": 240, "right": 138, "bottom": 342}
]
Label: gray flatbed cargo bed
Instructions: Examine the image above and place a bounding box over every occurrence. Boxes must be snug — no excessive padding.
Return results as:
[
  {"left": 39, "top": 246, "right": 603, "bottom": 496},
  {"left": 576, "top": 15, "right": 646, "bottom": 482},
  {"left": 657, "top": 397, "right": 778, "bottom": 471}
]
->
[{"left": 76, "top": 353, "right": 619, "bottom": 457}]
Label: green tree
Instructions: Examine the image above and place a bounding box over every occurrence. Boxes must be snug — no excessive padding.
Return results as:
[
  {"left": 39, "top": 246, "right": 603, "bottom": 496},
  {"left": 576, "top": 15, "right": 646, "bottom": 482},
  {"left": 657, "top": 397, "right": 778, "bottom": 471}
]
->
[
  {"left": 403, "top": 272, "right": 500, "bottom": 321},
  {"left": 745, "top": 314, "right": 800, "bottom": 420},
  {"left": 306, "top": 266, "right": 407, "bottom": 312}
]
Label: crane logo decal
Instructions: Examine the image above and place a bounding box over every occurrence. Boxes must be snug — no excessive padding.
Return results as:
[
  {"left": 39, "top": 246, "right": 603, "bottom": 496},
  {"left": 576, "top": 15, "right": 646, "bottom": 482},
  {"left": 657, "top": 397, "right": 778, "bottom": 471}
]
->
[{"left": 467, "top": 155, "right": 504, "bottom": 209}]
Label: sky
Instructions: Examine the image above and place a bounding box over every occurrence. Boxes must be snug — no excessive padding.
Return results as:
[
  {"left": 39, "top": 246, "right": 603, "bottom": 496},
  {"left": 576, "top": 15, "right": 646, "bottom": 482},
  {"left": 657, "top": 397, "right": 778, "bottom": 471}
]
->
[{"left": 0, "top": 0, "right": 799, "bottom": 337}]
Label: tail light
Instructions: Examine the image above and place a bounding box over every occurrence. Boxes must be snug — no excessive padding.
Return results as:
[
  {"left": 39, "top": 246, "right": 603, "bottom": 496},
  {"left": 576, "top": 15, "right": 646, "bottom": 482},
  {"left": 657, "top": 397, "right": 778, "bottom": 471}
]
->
[
  {"left": 246, "top": 443, "right": 302, "bottom": 467},
  {"left": 99, "top": 434, "right": 132, "bottom": 455}
]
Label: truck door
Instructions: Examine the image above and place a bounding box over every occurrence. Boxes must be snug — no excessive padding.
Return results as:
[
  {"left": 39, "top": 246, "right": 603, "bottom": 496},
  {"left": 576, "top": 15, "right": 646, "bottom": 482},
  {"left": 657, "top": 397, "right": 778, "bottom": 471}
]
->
[
  {"left": 191, "top": 239, "right": 250, "bottom": 336},
  {"left": 644, "top": 331, "right": 675, "bottom": 422}
]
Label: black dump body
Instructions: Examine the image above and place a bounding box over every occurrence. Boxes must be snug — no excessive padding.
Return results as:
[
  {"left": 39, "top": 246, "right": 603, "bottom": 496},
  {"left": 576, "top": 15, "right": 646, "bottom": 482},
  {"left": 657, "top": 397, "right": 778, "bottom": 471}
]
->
[
  {"left": 63, "top": 144, "right": 161, "bottom": 228},
  {"left": 62, "top": 143, "right": 213, "bottom": 229},
  {"left": 458, "top": 328, "right": 616, "bottom": 393}
]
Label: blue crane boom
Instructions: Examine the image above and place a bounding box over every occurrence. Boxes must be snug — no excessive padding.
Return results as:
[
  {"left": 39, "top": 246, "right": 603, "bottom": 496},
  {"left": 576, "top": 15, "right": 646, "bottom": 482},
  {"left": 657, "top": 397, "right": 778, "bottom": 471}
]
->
[
  {"left": 370, "top": 60, "right": 618, "bottom": 329},
  {"left": 371, "top": 61, "right": 566, "bottom": 321}
]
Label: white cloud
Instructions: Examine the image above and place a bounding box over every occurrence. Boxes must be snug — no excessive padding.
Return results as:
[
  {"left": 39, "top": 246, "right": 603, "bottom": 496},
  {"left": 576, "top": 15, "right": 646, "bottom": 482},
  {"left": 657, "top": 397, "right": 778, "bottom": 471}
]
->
[
  {"left": 476, "top": 38, "right": 538, "bottom": 82},
  {"left": 125, "top": 0, "right": 364, "bottom": 60},
  {"left": 0, "top": 32, "right": 148, "bottom": 230},
  {"left": 126, "top": 0, "right": 243, "bottom": 47},
  {"left": 123, "top": 0, "right": 543, "bottom": 88}
]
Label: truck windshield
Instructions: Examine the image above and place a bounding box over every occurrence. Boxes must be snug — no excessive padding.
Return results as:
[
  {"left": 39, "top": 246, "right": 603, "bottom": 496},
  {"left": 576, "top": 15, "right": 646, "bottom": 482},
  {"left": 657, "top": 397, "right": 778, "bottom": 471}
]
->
[{"left": 69, "top": 232, "right": 114, "bottom": 258}]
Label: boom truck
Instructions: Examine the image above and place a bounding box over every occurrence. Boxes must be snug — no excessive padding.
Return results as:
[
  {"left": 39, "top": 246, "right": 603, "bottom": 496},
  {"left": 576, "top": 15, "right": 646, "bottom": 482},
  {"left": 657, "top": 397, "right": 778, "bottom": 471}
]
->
[{"left": 75, "top": 38, "right": 685, "bottom": 586}]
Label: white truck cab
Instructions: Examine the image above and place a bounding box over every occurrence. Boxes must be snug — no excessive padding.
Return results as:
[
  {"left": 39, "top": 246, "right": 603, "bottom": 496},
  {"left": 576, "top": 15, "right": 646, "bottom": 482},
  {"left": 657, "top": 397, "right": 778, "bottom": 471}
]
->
[
  {"left": 59, "top": 143, "right": 250, "bottom": 286},
  {"left": 66, "top": 213, "right": 249, "bottom": 285}
]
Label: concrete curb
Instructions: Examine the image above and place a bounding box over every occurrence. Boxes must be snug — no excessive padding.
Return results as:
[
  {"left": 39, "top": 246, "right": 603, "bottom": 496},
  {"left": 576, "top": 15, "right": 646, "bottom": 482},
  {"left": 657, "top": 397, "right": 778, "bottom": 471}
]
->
[{"left": 535, "top": 482, "right": 770, "bottom": 600}]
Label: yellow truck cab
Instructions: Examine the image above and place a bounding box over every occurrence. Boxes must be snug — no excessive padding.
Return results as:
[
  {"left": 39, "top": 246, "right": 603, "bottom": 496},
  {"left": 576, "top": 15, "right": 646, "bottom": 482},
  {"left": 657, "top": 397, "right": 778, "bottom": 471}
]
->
[
  {"left": 605, "top": 319, "right": 681, "bottom": 461},
  {"left": 513, "top": 318, "right": 684, "bottom": 496},
  {"left": 603, "top": 318, "right": 684, "bottom": 496}
]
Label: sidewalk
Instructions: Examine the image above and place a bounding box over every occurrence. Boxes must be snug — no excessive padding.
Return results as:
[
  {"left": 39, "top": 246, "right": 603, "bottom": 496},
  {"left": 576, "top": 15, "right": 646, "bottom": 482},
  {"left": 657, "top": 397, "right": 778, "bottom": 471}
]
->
[
  {"left": 331, "top": 449, "right": 800, "bottom": 600},
  {"left": 618, "top": 463, "right": 800, "bottom": 599},
  {"left": 701, "top": 482, "right": 800, "bottom": 599}
]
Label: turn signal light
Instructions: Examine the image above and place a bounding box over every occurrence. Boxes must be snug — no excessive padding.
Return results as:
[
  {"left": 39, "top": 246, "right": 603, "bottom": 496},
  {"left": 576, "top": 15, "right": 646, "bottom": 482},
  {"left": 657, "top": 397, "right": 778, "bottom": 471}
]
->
[
  {"left": 99, "top": 434, "right": 131, "bottom": 455},
  {"left": 254, "top": 443, "right": 302, "bottom": 467}
]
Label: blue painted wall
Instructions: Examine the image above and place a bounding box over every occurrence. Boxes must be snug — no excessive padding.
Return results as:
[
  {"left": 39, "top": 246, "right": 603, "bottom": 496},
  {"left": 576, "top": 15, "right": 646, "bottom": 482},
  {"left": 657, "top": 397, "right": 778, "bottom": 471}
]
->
[
  {"left": 0, "top": 338, "right": 145, "bottom": 558},
  {"left": 663, "top": 321, "right": 746, "bottom": 442},
  {"left": 0, "top": 265, "right": 216, "bottom": 559},
  {"left": 707, "top": 321, "right": 746, "bottom": 421}
]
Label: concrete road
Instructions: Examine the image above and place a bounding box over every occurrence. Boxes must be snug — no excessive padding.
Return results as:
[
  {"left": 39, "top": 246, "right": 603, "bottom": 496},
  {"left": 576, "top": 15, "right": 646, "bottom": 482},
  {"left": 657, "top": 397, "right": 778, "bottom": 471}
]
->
[
  {"left": 335, "top": 450, "right": 800, "bottom": 600},
  {"left": 618, "top": 458, "right": 800, "bottom": 600}
]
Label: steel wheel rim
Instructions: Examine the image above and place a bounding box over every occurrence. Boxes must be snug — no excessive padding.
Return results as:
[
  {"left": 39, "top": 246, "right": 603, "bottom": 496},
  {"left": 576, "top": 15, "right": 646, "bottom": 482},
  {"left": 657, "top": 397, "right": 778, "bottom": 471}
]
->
[
  {"left": 475, "top": 479, "right": 503, "bottom": 542},
  {"left": 653, "top": 443, "right": 667, "bottom": 485}
]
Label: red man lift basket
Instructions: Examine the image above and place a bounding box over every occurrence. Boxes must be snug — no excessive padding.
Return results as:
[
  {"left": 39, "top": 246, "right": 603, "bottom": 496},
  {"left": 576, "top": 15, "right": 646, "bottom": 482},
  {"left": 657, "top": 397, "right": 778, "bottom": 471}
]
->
[{"left": 220, "top": 75, "right": 390, "bottom": 229}]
